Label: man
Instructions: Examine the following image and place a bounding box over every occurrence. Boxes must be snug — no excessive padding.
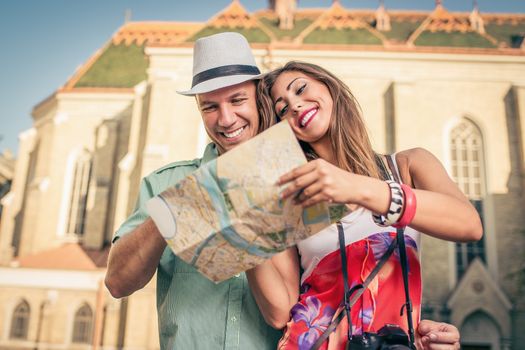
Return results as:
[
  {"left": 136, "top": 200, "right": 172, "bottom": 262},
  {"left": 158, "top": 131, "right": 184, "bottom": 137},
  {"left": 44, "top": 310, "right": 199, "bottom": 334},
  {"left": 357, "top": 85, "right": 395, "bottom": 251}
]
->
[
  {"left": 105, "top": 32, "right": 280, "bottom": 350},
  {"left": 105, "top": 32, "right": 460, "bottom": 350}
]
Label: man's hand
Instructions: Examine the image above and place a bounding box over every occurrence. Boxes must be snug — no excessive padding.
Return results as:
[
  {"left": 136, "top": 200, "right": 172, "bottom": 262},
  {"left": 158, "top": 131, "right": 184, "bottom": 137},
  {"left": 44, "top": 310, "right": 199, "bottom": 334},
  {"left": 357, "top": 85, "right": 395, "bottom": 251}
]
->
[{"left": 416, "top": 319, "right": 460, "bottom": 350}]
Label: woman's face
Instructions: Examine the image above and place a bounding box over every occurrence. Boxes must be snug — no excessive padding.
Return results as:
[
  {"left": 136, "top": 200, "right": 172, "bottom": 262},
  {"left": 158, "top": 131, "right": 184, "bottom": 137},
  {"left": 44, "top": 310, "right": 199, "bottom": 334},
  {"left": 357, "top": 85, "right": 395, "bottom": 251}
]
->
[{"left": 270, "top": 71, "right": 333, "bottom": 145}]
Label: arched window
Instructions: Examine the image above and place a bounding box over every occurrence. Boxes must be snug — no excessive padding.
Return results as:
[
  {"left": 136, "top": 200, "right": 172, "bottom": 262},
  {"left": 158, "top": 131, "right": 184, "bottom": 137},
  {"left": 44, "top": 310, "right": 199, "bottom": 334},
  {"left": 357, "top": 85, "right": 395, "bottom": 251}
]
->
[
  {"left": 72, "top": 303, "right": 93, "bottom": 344},
  {"left": 450, "top": 118, "right": 486, "bottom": 279},
  {"left": 66, "top": 151, "right": 92, "bottom": 235},
  {"left": 10, "top": 300, "right": 30, "bottom": 340}
]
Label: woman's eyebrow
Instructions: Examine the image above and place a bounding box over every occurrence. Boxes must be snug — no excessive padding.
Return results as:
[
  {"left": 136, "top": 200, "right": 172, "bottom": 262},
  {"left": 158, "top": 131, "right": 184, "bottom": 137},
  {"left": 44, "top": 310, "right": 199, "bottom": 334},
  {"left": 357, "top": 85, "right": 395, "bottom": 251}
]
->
[{"left": 286, "top": 77, "right": 300, "bottom": 91}]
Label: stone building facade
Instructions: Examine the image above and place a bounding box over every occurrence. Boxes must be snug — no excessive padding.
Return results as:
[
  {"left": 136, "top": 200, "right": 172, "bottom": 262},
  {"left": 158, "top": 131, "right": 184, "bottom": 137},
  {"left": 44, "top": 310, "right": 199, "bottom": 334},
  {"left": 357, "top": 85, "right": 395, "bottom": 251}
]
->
[{"left": 0, "top": 1, "right": 524, "bottom": 349}]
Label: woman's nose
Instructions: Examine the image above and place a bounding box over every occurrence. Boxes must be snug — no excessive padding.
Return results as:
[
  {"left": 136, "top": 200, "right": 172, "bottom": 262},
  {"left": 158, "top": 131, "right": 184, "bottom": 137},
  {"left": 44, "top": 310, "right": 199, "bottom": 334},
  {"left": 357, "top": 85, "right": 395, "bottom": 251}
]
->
[{"left": 291, "top": 102, "right": 302, "bottom": 115}]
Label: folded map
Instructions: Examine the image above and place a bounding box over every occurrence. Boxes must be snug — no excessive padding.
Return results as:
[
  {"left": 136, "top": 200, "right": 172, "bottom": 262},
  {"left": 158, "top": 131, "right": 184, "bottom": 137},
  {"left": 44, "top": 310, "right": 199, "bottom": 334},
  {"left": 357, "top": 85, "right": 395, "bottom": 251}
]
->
[{"left": 146, "top": 121, "right": 347, "bottom": 282}]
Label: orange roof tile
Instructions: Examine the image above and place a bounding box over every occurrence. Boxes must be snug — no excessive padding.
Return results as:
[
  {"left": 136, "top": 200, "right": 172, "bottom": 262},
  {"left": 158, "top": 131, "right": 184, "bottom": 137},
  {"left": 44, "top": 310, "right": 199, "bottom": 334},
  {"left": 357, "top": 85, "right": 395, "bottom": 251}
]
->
[
  {"left": 16, "top": 243, "right": 109, "bottom": 270},
  {"left": 208, "top": 0, "right": 260, "bottom": 29},
  {"left": 318, "top": 2, "right": 367, "bottom": 30},
  {"left": 112, "top": 21, "right": 203, "bottom": 45}
]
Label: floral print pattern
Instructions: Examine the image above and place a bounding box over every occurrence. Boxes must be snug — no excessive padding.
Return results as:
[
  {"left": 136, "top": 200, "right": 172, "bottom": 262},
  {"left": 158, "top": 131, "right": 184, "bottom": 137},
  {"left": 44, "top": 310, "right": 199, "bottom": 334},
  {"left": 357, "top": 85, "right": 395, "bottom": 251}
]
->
[
  {"left": 278, "top": 232, "right": 421, "bottom": 350},
  {"left": 290, "top": 296, "right": 335, "bottom": 349}
]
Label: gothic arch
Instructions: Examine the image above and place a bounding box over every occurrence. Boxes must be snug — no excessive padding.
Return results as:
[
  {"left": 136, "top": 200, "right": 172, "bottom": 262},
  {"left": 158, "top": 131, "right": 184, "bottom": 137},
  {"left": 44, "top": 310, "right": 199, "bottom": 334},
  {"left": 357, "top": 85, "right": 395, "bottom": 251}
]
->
[
  {"left": 460, "top": 310, "right": 505, "bottom": 349},
  {"left": 71, "top": 302, "right": 93, "bottom": 344},
  {"left": 57, "top": 148, "right": 93, "bottom": 238},
  {"left": 9, "top": 299, "right": 30, "bottom": 340},
  {"left": 444, "top": 116, "right": 495, "bottom": 283}
]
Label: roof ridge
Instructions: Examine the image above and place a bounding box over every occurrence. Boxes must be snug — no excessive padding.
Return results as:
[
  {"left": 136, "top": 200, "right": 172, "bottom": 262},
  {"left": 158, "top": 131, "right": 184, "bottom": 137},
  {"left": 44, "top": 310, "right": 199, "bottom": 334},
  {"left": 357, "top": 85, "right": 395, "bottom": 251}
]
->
[
  {"left": 294, "top": 2, "right": 387, "bottom": 45},
  {"left": 208, "top": 0, "right": 260, "bottom": 29},
  {"left": 63, "top": 41, "right": 113, "bottom": 91},
  {"left": 254, "top": 16, "right": 278, "bottom": 42},
  {"left": 406, "top": 4, "right": 479, "bottom": 46}
]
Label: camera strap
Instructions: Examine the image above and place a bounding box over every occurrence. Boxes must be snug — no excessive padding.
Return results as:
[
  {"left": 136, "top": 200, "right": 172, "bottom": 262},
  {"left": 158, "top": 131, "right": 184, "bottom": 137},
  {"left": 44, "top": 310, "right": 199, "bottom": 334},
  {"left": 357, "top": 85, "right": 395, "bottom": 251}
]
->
[
  {"left": 310, "top": 222, "right": 399, "bottom": 350},
  {"left": 397, "top": 227, "right": 416, "bottom": 348},
  {"left": 386, "top": 154, "right": 416, "bottom": 348}
]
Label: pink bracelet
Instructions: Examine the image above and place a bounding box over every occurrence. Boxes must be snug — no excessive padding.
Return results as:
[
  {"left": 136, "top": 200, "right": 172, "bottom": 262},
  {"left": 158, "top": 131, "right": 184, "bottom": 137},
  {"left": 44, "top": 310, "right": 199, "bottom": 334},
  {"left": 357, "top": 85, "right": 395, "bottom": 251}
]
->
[{"left": 393, "top": 184, "right": 417, "bottom": 228}]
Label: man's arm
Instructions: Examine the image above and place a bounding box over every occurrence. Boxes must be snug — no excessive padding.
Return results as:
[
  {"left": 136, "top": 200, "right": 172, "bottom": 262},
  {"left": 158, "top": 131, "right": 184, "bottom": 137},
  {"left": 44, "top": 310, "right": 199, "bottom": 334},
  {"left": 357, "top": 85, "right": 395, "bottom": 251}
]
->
[
  {"left": 416, "top": 320, "right": 460, "bottom": 350},
  {"left": 105, "top": 218, "right": 166, "bottom": 298}
]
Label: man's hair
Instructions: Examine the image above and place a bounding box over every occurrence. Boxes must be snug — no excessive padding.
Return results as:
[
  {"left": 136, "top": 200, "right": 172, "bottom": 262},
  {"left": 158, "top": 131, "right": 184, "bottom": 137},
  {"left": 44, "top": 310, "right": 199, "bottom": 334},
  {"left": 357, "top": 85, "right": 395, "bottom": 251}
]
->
[
  {"left": 255, "top": 80, "right": 275, "bottom": 133},
  {"left": 259, "top": 61, "right": 381, "bottom": 179}
]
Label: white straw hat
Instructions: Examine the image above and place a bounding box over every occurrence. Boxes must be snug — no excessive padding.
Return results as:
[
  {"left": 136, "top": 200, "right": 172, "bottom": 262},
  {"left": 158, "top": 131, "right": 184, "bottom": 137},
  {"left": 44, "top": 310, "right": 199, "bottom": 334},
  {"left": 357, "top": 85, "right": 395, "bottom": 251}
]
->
[{"left": 177, "top": 32, "right": 263, "bottom": 96}]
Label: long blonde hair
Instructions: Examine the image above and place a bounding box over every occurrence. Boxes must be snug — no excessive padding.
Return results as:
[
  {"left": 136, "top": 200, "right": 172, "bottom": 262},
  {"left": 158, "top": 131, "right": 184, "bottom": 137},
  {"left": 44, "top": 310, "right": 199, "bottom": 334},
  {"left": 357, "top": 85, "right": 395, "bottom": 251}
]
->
[{"left": 258, "top": 61, "right": 381, "bottom": 179}]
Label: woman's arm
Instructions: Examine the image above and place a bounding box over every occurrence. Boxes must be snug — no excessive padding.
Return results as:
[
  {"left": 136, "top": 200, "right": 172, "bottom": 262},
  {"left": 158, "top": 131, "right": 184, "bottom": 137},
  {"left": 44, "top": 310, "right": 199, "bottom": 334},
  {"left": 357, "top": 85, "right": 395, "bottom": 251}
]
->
[
  {"left": 246, "top": 246, "right": 300, "bottom": 329},
  {"left": 278, "top": 148, "right": 482, "bottom": 242},
  {"left": 395, "top": 147, "right": 482, "bottom": 242}
]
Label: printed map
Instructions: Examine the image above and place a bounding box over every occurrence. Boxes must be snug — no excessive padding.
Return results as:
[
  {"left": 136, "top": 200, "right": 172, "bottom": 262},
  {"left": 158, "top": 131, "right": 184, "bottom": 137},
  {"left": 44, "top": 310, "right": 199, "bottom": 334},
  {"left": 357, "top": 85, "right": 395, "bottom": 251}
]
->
[{"left": 147, "top": 121, "right": 347, "bottom": 282}]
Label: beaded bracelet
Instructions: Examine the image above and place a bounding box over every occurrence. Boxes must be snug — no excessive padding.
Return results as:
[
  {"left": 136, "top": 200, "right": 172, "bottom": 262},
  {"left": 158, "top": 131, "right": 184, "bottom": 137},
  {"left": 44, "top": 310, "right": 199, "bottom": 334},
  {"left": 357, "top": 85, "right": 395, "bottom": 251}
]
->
[
  {"left": 372, "top": 180, "right": 404, "bottom": 227},
  {"left": 393, "top": 184, "right": 417, "bottom": 228}
]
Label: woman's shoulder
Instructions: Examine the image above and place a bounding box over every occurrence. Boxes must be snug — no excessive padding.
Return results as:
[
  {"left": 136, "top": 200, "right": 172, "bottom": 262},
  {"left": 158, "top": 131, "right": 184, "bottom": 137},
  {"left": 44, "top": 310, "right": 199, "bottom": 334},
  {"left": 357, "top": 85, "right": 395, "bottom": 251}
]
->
[
  {"left": 395, "top": 147, "right": 431, "bottom": 159},
  {"left": 395, "top": 147, "right": 450, "bottom": 189},
  {"left": 394, "top": 148, "right": 438, "bottom": 186}
]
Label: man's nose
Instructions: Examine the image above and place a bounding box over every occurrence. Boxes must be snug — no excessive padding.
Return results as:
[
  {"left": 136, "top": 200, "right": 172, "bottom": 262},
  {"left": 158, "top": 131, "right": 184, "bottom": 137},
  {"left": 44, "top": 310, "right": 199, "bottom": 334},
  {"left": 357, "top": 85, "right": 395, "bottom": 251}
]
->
[{"left": 218, "top": 105, "right": 236, "bottom": 127}]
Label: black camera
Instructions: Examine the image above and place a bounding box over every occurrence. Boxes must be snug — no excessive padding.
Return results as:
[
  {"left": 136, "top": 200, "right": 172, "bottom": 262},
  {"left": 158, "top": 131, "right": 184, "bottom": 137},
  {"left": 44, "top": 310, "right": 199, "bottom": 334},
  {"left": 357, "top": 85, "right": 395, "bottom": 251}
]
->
[{"left": 346, "top": 324, "right": 412, "bottom": 350}]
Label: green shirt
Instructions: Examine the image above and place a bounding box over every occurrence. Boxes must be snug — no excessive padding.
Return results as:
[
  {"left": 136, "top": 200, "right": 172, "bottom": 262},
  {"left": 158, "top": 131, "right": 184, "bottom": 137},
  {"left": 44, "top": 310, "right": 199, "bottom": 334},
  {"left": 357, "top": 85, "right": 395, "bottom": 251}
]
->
[{"left": 114, "top": 143, "right": 282, "bottom": 350}]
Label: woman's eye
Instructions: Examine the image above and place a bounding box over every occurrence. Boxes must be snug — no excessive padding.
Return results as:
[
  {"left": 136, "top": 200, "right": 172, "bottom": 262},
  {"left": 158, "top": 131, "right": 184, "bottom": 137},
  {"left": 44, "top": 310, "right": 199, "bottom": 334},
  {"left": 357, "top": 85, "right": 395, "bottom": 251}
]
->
[
  {"left": 279, "top": 105, "right": 288, "bottom": 117},
  {"left": 297, "top": 84, "right": 306, "bottom": 95}
]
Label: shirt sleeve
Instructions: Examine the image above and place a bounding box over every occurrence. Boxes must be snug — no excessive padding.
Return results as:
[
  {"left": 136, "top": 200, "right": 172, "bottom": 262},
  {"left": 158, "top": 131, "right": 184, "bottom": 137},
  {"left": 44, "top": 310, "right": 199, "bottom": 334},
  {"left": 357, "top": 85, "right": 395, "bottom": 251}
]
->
[{"left": 113, "top": 177, "right": 154, "bottom": 243}]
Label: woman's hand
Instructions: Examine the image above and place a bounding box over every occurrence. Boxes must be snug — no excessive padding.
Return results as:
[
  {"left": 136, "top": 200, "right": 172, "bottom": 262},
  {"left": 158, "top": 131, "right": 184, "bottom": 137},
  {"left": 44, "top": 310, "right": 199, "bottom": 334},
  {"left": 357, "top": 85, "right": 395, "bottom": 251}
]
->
[
  {"left": 278, "top": 159, "right": 357, "bottom": 207},
  {"left": 415, "top": 320, "right": 460, "bottom": 350}
]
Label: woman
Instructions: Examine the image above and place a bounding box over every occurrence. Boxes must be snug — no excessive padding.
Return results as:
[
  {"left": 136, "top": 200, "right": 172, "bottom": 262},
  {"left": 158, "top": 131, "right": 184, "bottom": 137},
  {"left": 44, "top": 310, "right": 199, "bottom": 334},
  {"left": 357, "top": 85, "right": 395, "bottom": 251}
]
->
[{"left": 247, "top": 61, "right": 482, "bottom": 349}]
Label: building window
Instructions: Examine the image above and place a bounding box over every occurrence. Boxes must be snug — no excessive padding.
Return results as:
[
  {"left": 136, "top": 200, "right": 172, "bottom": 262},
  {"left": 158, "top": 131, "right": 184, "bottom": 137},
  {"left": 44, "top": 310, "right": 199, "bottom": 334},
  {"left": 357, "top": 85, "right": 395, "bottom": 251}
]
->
[
  {"left": 0, "top": 179, "right": 11, "bottom": 220},
  {"left": 450, "top": 119, "right": 486, "bottom": 279},
  {"left": 10, "top": 300, "right": 30, "bottom": 340},
  {"left": 66, "top": 151, "right": 92, "bottom": 235},
  {"left": 72, "top": 304, "right": 93, "bottom": 344}
]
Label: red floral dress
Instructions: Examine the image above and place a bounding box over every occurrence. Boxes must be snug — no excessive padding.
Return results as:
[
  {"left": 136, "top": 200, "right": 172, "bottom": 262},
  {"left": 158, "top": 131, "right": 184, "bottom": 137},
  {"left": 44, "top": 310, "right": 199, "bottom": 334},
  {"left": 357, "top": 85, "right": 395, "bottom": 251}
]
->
[{"left": 278, "top": 220, "right": 421, "bottom": 350}]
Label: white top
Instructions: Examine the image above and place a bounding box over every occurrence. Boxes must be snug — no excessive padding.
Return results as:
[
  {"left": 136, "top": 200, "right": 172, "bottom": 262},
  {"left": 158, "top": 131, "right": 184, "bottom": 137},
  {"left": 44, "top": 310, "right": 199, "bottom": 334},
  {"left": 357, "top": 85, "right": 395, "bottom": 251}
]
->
[{"left": 297, "top": 209, "right": 421, "bottom": 284}]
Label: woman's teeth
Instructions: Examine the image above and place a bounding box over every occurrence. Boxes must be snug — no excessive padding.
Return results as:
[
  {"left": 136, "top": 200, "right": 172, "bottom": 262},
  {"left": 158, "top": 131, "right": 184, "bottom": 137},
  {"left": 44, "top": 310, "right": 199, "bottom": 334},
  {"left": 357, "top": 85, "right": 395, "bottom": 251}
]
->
[
  {"left": 223, "top": 127, "right": 244, "bottom": 138},
  {"left": 300, "top": 109, "right": 316, "bottom": 127}
]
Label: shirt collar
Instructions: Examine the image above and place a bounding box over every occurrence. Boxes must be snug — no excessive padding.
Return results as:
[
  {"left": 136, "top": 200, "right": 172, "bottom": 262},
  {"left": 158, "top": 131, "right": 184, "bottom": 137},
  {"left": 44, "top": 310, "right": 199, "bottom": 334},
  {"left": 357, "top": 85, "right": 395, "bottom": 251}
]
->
[{"left": 201, "top": 143, "right": 218, "bottom": 165}]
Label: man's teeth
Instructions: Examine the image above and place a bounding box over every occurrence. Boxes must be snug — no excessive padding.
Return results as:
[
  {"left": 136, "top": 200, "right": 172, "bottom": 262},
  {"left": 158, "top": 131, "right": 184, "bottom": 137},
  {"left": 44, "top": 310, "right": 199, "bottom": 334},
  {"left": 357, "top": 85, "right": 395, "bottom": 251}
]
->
[
  {"left": 223, "top": 127, "right": 244, "bottom": 138},
  {"left": 301, "top": 109, "right": 316, "bottom": 127}
]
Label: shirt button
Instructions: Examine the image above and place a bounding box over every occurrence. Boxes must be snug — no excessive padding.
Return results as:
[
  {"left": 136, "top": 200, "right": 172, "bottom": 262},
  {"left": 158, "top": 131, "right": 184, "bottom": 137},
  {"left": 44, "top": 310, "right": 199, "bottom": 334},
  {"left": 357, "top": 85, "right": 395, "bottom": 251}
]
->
[{"left": 231, "top": 316, "right": 237, "bottom": 322}]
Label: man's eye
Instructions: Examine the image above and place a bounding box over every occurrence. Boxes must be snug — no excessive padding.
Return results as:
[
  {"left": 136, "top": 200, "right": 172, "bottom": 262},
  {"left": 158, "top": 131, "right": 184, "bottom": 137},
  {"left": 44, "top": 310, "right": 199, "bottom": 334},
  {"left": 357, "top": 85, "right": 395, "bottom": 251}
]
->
[
  {"left": 201, "top": 106, "right": 216, "bottom": 113},
  {"left": 232, "top": 98, "right": 247, "bottom": 105}
]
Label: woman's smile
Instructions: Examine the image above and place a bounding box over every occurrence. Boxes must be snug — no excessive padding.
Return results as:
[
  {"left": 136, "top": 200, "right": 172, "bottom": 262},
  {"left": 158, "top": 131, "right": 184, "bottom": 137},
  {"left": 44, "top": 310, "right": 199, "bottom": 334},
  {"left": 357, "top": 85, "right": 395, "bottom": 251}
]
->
[{"left": 298, "top": 107, "right": 318, "bottom": 128}]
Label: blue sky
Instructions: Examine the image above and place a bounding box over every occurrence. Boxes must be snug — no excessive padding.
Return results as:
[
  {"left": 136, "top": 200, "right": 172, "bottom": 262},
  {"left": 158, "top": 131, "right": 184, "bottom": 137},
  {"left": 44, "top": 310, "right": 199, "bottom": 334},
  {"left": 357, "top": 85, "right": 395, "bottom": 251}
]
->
[{"left": 1, "top": 0, "right": 524, "bottom": 154}]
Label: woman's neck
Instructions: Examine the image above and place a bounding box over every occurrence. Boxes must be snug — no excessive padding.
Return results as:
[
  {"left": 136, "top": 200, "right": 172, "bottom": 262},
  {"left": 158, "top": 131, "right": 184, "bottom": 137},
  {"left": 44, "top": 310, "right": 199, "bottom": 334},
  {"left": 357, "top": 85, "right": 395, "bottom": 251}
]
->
[{"left": 311, "top": 136, "right": 337, "bottom": 166}]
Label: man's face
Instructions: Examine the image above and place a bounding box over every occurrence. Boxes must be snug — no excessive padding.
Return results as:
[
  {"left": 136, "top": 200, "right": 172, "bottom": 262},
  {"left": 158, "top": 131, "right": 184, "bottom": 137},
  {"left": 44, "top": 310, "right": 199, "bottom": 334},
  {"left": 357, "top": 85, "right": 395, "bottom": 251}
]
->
[{"left": 196, "top": 80, "right": 259, "bottom": 153}]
